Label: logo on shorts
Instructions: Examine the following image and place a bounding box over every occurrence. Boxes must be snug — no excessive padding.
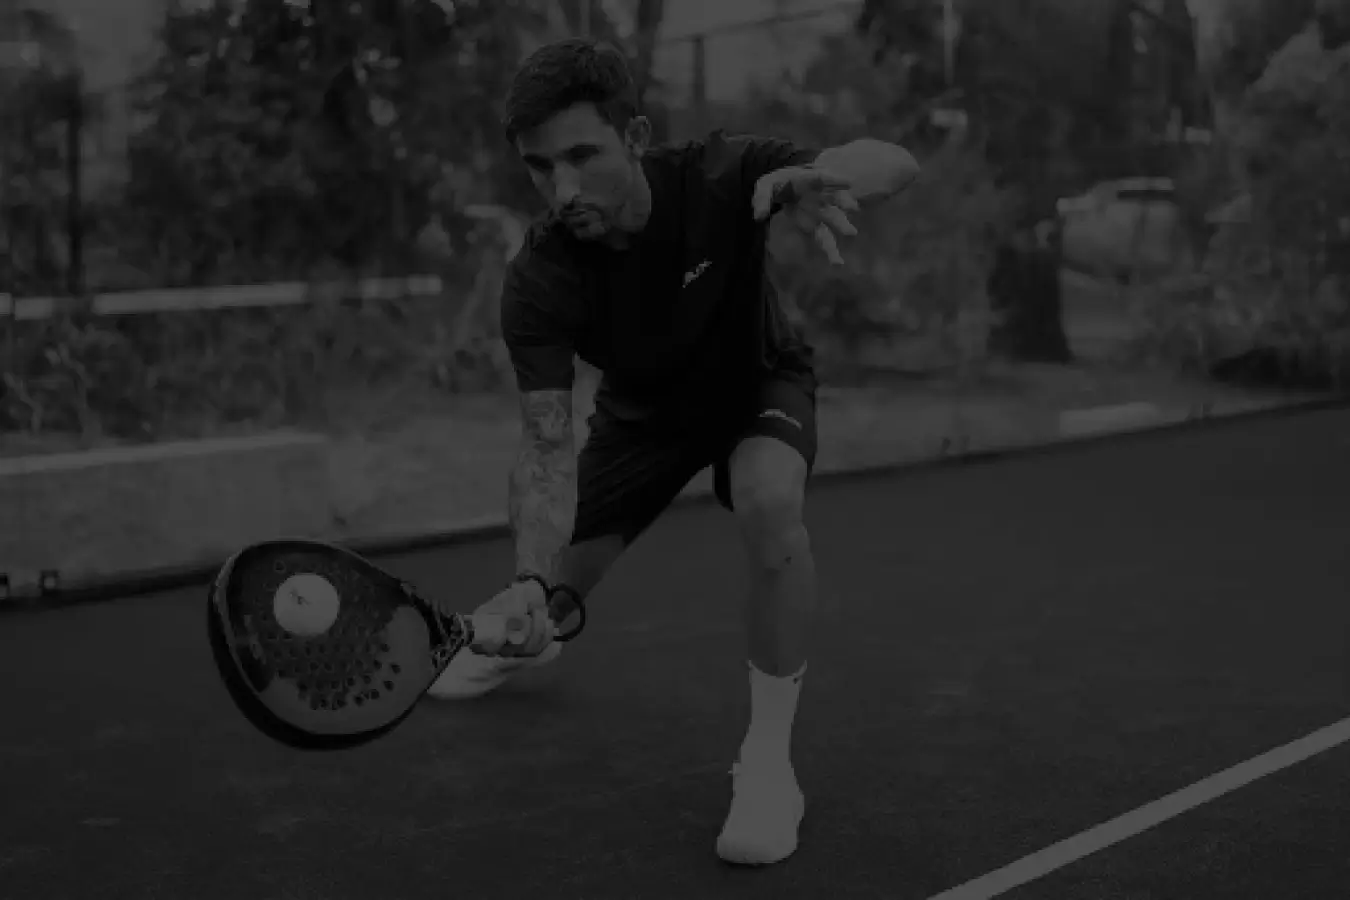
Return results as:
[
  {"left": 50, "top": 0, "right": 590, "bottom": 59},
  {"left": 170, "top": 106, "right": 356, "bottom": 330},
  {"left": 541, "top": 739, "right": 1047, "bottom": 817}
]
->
[
  {"left": 759, "top": 408, "right": 802, "bottom": 429},
  {"left": 683, "top": 259, "right": 712, "bottom": 287}
]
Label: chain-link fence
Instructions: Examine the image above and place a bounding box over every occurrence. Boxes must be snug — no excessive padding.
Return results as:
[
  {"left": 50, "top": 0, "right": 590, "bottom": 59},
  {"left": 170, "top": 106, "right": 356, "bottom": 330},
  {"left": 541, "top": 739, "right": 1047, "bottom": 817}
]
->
[{"left": 1, "top": 0, "right": 1345, "bottom": 445}]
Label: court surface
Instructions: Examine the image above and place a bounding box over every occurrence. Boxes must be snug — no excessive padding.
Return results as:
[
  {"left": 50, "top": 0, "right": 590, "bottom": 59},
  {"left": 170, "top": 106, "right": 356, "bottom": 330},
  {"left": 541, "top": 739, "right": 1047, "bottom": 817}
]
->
[{"left": 3, "top": 406, "right": 1349, "bottom": 900}]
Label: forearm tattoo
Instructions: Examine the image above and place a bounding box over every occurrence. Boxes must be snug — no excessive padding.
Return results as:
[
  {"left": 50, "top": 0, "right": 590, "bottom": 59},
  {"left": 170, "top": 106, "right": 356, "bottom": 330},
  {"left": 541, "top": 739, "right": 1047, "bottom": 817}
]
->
[{"left": 508, "top": 390, "right": 577, "bottom": 581}]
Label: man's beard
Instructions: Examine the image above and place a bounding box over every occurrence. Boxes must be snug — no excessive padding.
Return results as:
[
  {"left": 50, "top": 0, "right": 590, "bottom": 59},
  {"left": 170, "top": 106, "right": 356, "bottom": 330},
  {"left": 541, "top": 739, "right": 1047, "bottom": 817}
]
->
[{"left": 562, "top": 207, "right": 606, "bottom": 240}]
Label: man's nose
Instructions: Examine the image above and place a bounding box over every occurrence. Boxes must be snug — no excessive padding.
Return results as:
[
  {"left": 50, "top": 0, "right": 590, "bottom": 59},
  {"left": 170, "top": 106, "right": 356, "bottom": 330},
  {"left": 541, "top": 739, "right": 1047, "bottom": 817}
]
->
[{"left": 552, "top": 167, "right": 581, "bottom": 206}]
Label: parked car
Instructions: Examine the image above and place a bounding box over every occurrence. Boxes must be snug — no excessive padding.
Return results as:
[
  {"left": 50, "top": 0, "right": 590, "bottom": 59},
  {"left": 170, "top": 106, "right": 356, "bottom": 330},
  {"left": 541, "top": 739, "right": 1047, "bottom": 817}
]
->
[{"left": 1057, "top": 177, "right": 1199, "bottom": 283}]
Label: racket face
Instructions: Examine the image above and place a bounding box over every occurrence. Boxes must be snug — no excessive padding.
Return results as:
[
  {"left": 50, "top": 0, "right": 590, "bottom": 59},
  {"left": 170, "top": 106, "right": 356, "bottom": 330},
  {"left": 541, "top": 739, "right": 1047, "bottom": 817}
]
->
[{"left": 206, "top": 540, "right": 466, "bottom": 750}]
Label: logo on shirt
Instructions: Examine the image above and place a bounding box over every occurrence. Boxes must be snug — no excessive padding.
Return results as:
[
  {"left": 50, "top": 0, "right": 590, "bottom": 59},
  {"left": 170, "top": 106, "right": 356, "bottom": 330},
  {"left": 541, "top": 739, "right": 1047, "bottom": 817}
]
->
[
  {"left": 683, "top": 259, "right": 712, "bottom": 288},
  {"left": 759, "top": 408, "right": 802, "bottom": 430}
]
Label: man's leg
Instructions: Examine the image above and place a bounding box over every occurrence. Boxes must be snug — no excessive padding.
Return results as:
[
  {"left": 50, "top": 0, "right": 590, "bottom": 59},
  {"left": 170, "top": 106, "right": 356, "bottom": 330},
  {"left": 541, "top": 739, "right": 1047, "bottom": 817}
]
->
[
  {"left": 727, "top": 434, "right": 814, "bottom": 679},
  {"left": 712, "top": 376, "right": 818, "bottom": 865},
  {"left": 428, "top": 414, "right": 704, "bottom": 699}
]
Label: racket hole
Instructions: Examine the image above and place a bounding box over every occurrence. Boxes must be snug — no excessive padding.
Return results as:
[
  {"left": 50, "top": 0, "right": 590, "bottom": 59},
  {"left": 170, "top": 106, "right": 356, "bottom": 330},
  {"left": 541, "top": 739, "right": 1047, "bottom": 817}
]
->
[
  {"left": 382, "top": 681, "right": 394, "bottom": 691},
  {"left": 389, "top": 664, "right": 401, "bottom": 674}
]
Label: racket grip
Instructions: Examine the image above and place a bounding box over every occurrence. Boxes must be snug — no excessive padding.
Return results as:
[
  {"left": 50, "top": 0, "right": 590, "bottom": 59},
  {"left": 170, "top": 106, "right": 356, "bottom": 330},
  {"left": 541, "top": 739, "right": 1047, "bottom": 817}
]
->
[
  {"left": 466, "top": 613, "right": 510, "bottom": 653},
  {"left": 466, "top": 613, "right": 556, "bottom": 655}
]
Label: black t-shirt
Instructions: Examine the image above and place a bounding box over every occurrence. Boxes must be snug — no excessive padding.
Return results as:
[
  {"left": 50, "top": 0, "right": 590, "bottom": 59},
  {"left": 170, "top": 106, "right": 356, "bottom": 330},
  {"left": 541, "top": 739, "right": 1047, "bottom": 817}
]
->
[{"left": 499, "top": 130, "right": 818, "bottom": 426}]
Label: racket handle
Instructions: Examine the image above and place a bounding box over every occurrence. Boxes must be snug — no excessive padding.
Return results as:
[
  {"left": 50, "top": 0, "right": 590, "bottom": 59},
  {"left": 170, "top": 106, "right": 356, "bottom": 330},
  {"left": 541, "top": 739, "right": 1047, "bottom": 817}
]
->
[{"left": 465, "top": 613, "right": 556, "bottom": 655}]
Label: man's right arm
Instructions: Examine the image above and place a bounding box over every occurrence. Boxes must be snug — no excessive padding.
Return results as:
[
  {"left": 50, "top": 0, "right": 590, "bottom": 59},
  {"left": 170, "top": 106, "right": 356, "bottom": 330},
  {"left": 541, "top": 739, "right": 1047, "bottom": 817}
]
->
[
  {"left": 498, "top": 250, "right": 584, "bottom": 586},
  {"left": 508, "top": 388, "right": 577, "bottom": 583}
]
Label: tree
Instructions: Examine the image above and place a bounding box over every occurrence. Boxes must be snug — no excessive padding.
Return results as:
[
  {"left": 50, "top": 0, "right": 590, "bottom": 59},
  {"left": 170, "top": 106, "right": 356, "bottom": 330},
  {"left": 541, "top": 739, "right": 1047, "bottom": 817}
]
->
[
  {"left": 1146, "top": 6, "right": 1350, "bottom": 388},
  {"left": 0, "top": 3, "right": 87, "bottom": 296},
  {"left": 854, "top": 0, "right": 1117, "bottom": 362},
  {"left": 117, "top": 0, "right": 549, "bottom": 286},
  {"left": 851, "top": 0, "right": 1217, "bottom": 364}
]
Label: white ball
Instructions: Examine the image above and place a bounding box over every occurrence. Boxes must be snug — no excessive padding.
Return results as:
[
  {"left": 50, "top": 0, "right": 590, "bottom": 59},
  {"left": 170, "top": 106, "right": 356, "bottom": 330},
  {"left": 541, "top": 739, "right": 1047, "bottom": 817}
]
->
[{"left": 273, "top": 573, "right": 340, "bottom": 637}]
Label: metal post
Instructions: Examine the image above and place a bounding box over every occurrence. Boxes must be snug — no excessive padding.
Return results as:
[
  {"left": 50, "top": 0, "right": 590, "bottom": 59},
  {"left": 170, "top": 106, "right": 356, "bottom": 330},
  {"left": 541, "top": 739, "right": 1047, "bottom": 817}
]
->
[
  {"left": 66, "top": 68, "right": 83, "bottom": 298},
  {"left": 692, "top": 34, "right": 706, "bottom": 132},
  {"left": 942, "top": 0, "right": 956, "bottom": 86}
]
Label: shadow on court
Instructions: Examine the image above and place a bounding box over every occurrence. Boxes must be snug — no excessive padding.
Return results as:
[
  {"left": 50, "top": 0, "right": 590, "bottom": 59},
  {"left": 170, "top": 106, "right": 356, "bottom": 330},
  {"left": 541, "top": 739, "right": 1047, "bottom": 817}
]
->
[{"left": 3, "top": 408, "right": 1349, "bottom": 900}]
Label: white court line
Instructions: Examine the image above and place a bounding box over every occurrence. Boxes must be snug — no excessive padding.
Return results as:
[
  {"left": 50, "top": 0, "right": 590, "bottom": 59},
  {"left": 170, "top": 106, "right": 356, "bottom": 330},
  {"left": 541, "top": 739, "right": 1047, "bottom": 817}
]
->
[{"left": 927, "top": 715, "right": 1350, "bottom": 899}]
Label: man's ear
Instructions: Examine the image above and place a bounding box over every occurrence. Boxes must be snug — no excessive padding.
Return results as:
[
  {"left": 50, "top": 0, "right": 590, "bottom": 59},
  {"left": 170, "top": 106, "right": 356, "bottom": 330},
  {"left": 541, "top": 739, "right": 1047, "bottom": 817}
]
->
[{"left": 624, "top": 116, "right": 652, "bottom": 156}]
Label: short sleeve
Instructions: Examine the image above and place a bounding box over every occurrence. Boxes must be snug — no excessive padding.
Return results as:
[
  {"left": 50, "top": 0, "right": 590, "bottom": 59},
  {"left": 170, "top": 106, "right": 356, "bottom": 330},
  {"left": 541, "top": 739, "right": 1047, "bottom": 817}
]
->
[{"left": 499, "top": 253, "right": 581, "bottom": 394}]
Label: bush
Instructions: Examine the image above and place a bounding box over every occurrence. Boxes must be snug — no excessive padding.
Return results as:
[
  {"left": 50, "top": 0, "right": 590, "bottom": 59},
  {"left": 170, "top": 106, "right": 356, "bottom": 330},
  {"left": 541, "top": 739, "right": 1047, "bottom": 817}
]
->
[
  {"left": 1137, "top": 26, "right": 1350, "bottom": 389},
  {"left": 717, "top": 29, "right": 1040, "bottom": 378},
  {"left": 0, "top": 250, "right": 514, "bottom": 441},
  {"left": 768, "top": 140, "right": 1012, "bottom": 377}
]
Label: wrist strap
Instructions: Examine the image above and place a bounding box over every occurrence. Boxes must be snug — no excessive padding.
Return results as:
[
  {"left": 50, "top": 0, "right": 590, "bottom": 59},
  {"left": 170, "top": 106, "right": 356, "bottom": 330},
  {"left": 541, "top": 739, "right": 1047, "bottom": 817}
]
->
[
  {"left": 548, "top": 584, "right": 586, "bottom": 643},
  {"left": 511, "top": 573, "right": 586, "bottom": 643}
]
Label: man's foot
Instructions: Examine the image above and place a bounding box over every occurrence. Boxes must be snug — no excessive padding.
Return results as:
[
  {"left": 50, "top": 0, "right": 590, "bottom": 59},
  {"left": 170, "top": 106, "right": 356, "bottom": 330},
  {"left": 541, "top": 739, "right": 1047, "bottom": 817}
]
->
[
  {"left": 426, "top": 641, "right": 562, "bottom": 700},
  {"left": 715, "top": 755, "right": 805, "bottom": 865}
]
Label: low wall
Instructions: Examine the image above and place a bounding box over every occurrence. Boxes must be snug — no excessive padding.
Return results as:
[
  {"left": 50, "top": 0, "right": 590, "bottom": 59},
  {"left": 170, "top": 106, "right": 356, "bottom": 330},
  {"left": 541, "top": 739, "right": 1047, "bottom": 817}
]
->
[{"left": 0, "top": 431, "right": 331, "bottom": 596}]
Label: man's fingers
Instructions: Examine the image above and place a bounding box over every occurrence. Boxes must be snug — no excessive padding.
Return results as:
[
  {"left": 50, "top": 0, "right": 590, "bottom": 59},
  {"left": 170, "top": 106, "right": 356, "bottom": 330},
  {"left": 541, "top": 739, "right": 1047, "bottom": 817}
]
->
[
  {"left": 791, "top": 206, "right": 817, "bottom": 233},
  {"left": 832, "top": 189, "right": 860, "bottom": 213},
  {"left": 497, "top": 609, "right": 551, "bottom": 657},
  {"left": 753, "top": 168, "right": 855, "bottom": 223},
  {"left": 795, "top": 202, "right": 856, "bottom": 239},
  {"left": 815, "top": 224, "right": 845, "bottom": 265},
  {"left": 801, "top": 166, "right": 848, "bottom": 187},
  {"left": 817, "top": 203, "right": 857, "bottom": 236},
  {"left": 752, "top": 174, "right": 790, "bottom": 221}
]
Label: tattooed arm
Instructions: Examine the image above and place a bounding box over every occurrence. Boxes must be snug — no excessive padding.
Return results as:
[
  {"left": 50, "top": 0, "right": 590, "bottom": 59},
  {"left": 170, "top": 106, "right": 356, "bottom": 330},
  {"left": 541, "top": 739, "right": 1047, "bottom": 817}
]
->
[
  {"left": 499, "top": 242, "right": 586, "bottom": 586},
  {"left": 508, "top": 389, "right": 578, "bottom": 582}
]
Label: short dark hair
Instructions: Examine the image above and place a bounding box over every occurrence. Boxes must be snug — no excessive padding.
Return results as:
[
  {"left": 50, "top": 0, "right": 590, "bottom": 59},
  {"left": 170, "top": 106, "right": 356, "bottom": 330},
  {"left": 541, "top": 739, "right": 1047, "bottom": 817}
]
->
[{"left": 502, "top": 38, "right": 639, "bottom": 144}]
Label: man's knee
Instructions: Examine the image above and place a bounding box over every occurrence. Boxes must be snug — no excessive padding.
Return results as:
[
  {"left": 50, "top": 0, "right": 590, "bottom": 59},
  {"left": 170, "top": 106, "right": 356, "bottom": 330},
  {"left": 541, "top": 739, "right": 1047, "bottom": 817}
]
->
[{"left": 732, "top": 477, "right": 810, "bottom": 571}]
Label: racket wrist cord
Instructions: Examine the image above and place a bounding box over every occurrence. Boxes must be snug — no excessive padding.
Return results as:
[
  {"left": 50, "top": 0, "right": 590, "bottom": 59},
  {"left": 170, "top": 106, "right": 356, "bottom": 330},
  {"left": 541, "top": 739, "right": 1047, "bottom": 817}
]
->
[
  {"left": 547, "top": 584, "right": 585, "bottom": 642},
  {"left": 512, "top": 571, "right": 585, "bottom": 642}
]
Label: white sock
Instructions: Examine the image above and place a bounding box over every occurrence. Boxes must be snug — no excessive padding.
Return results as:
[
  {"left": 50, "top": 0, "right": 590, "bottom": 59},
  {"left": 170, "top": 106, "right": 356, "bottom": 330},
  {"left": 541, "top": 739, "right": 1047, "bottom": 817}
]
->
[{"left": 739, "top": 661, "right": 806, "bottom": 764}]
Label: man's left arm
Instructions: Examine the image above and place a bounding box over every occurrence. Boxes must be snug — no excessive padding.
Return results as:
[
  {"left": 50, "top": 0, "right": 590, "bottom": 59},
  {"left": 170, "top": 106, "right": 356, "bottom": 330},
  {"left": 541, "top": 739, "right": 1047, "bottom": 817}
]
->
[
  {"left": 734, "top": 133, "right": 920, "bottom": 206},
  {"left": 810, "top": 138, "right": 920, "bottom": 205}
]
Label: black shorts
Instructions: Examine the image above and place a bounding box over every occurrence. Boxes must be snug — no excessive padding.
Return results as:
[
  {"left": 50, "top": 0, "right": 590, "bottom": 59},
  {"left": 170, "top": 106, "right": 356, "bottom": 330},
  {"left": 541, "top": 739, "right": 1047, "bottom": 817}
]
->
[{"left": 571, "top": 373, "right": 818, "bottom": 546}]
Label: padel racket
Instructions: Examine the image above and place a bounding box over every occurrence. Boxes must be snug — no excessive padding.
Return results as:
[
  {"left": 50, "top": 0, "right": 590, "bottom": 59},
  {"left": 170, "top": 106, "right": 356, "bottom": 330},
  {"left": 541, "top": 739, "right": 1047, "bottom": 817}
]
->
[{"left": 206, "top": 539, "right": 583, "bottom": 751}]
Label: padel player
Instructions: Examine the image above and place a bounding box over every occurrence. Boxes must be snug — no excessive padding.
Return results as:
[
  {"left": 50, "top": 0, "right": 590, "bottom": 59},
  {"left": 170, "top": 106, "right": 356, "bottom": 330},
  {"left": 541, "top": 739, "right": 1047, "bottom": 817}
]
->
[{"left": 429, "top": 38, "right": 919, "bottom": 865}]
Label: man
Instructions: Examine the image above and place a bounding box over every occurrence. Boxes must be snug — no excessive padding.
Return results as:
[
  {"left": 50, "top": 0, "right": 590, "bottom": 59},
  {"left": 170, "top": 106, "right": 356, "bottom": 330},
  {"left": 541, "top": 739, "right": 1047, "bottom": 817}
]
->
[{"left": 429, "top": 38, "right": 919, "bottom": 865}]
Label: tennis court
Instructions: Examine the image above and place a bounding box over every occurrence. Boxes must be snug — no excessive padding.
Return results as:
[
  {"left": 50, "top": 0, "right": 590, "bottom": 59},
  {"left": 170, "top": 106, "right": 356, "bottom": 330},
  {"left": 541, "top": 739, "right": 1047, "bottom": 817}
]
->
[{"left": 3, "top": 405, "right": 1349, "bottom": 900}]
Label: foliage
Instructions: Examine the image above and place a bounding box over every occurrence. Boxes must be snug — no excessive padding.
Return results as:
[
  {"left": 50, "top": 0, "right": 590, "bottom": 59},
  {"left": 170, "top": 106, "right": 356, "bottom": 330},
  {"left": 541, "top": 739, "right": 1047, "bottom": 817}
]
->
[
  {"left": 0, "top": 3, "right": 85, "bottom": 296},
  {"left": 732, "top": 31, "right": 1013, "bottom": 376},
  {"left": 1139, "top": 23, "right": 1350, "bottom": 386},
  {"left": 0, "top": 266, "right": 515, "bottom": 439},
  {"left": 1194, "top": 0, "right": 1321, "bottom": 96},
  {"left": 109, "top": 0, "right": 547, "bottom": 288},
  {"left": 7, "top": 0, "right": 1350, "bottom": 442},
  {"left": 856, "top": 0, "right": 1200, "bottom": 211},
  {"left": 1, "top": 0, "right": 668, "bottom": 439}
]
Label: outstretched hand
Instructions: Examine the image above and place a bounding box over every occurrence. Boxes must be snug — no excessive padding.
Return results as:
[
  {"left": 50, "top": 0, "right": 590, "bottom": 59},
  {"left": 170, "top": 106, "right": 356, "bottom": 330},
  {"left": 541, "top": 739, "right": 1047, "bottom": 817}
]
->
[{"left": 751, "top": 165, "right": 860, "bottom": 265}]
